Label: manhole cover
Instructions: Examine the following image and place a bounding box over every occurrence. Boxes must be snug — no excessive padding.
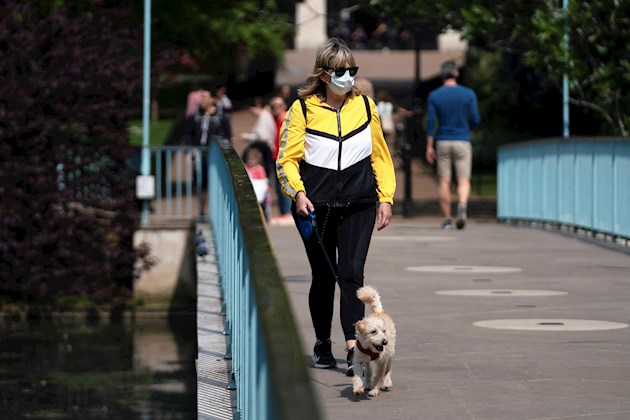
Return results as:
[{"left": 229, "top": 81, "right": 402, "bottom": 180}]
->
[
  {"left": 407, "top": 265, "right": 522, "bottom": 274},
  {"left": 474, "top": 319, "right": 628, "bottom": 331},
  {"left": 435, "top": 289, "right": 567, "bottom": 297}
]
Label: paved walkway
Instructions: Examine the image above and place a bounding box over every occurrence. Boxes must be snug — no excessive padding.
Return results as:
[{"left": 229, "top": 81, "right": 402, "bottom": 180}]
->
[
  {"left": 267, "top": 215, "right": 630, "bottom": 420},
  {"left": 200, "top": 110, "right": 630, "bottom": 419}
]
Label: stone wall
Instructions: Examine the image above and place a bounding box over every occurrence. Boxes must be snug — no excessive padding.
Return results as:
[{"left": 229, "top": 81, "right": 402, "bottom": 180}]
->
[{"left": 133, "top": 220, "right": 197, "bottom": 307}]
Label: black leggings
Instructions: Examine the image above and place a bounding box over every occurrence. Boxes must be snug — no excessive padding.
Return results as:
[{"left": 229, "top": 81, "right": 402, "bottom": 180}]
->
[{"left": 294, "top": 203, "right": 377, "bottom": 342}]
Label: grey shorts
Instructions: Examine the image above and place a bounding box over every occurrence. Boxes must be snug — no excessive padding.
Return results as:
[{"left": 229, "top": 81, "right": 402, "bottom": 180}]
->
[{"left": 436, "top": 141, "right": 472, "bottom": 178}]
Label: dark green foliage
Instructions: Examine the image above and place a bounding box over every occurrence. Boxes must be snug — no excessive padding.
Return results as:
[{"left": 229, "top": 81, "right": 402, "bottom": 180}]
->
[
  {"left": 120, "top": 0, "right": 293, "bottom": 95},
  {"left": 372, "top": 0, "right": 630, "bottom": 138},
  {"left": 0, "top": 1, "right": 152, "bottom": 303}
]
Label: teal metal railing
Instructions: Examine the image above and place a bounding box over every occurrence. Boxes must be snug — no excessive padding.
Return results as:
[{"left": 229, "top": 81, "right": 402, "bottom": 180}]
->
[
  {"left": 498, "top": 137, "right": 630, "bottom": 242},
  {"left": 206, "top": 140, "right": 320, "bottom": 420},
  {"left": 137, "top": 140, "right": 320, "bottom": 419},
  {"left": 139, "top": 145, "right": 209, "bottom": 222}
]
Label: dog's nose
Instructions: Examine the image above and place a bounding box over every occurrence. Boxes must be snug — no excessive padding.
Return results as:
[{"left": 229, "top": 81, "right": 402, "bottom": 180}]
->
[{"left": 382, "top": 339, "right": 388, "bottom": 346}]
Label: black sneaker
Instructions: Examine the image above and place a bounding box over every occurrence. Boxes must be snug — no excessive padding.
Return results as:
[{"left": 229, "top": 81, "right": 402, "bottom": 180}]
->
[
  {"left": 456, "top": 203, "right": 467, "bottom": 230},
  {"left": 312, "top": 339, "right": 337, "bottom": 369},
  {"left": 345, "top": 347, "right": 355, "bottom": 376},
  {"left": 441, "top": 218, "right": 453, "bottom": 230}
]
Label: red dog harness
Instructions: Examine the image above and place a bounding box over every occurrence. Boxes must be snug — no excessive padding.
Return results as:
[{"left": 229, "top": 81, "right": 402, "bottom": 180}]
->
[{"left": 356, "top": 341, "right": 380, "bottom": 361}]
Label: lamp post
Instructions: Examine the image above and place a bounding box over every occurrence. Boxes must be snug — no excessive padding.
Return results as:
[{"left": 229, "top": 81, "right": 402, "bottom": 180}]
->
[
  {"left": 138, "top": 0, "right": 153, "bottom": 224},
  {"left": 399, "top": 23, "right": 430, "bottom": 218}
]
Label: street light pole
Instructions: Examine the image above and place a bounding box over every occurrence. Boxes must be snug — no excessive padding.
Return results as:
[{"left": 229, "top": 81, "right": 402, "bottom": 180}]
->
[
  {"left": 401, "top": 37, "right": 420, "bottom": 218},
  {"left": 140, "top": 0, "right": 152, "bottom": 224},
  {"left": 401, "top": 23, "right": 427, "bottom": 218}
]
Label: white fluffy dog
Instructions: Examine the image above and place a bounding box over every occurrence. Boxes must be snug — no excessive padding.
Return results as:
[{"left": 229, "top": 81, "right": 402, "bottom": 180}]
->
[{"left": 352, "top": 285, "right": 396, "bottom": 397}]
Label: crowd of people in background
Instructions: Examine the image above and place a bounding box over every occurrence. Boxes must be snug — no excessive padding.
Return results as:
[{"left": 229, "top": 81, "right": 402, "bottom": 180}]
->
[
  {"left": 168, "top": 84, "right": 298, "bottom": 224},
  {"left": 328, "top": 17, "right": 418, "bottom": 52}
]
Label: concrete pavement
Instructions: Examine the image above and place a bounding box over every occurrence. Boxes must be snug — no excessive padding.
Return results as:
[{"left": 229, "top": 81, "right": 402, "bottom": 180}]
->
[
  {"left": 266, "top": 215, "right": 630, "bottom": 420},
  {"left": 229, "top": 107, "right": 630, "bottom": 419}
]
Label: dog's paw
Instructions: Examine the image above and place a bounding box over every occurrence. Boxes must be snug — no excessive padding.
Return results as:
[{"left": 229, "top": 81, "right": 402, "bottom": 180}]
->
[
  {"left": 368, "top": 388, "right": 380, "bottom": 397},
  {"left": 382, "top": 376, "right": 393, "bottom": 390},
  {"left": 352, "top": 376, "right": 365, "bottom": 395}
]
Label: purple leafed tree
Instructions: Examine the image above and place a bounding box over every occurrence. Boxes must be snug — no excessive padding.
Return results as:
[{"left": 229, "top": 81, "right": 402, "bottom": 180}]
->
[{"left": 0, "top": 1, "right": 154, "bottom": 304}]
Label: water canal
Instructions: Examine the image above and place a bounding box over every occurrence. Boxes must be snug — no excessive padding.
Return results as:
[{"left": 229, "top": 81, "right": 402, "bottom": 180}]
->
[{"left": 0, "top": 312, "right": 196, "bottom": 419}]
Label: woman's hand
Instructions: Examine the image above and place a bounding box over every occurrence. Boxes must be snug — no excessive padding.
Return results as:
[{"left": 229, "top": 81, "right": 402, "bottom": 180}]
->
[
  {"left": 376, "top": 202, "right": 392, "bottom": 231},
  {"left": 295, "top": 191, "right": 314, "bottom": 217}
]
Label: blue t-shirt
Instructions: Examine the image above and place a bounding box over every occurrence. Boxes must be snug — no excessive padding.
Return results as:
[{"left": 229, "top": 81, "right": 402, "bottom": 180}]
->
[{"left": 427, "top": 84, "right": 480, "bottom": 141}]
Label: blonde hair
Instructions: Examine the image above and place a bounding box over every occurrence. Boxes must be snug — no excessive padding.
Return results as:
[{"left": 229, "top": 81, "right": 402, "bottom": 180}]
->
[{"left": 297, "top": 38, "right": 361, "bottom": 100}]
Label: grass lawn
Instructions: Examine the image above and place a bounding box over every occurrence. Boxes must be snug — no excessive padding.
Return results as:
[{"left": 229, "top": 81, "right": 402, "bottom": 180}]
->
[
  {"left": 472, "top": 172, "right": 497, "bottom": 197},
  {"left": 128, "top": 119, "right": 173, "bottom": 146}
]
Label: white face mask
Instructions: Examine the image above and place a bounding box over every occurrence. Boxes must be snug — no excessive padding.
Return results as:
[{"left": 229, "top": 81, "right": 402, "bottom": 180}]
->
[{"left": 326, "top": 70, "right": 355, "bottom": 95}]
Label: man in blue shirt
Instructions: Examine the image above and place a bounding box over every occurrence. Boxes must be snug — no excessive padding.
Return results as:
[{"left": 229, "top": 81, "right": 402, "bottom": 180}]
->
[{"left": 426, "top": 60, "right": 480, "bottom": 230}]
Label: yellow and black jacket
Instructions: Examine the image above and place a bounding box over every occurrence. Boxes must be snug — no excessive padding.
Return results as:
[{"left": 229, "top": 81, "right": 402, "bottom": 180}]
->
[{"left": 276, "top": 94, "right": 395, "bottom": 207}]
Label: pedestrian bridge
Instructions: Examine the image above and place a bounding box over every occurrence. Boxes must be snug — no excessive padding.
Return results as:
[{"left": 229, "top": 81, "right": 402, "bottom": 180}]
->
[{"left": 139, "top": 137, "right": 629, "bottom": 419}]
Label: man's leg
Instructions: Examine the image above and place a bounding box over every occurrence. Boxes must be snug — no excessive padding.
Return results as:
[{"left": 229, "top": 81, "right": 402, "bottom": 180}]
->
[
  {"left": 454, "top": 141, "right": 472, "bottom": 229},
  {"left": 456, "top": 176, "right": 470, "bottom": 205},
  {"left": 438, "top": 176, "right": 452, "bottom": 220},
  {"left": 436, "top": 142, "right": 454, "bottom": 228},
  {"left": 455, "top": 176, "right": 469, "bottom": 229}
]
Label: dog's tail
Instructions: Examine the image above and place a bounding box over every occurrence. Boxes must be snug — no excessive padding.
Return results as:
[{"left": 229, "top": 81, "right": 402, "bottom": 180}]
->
[{"left": 356, "top": 285, "right": 383, "bottom": 313}]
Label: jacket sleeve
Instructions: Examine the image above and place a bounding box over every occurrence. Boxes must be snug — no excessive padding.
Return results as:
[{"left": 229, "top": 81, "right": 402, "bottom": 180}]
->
[
  {"left": 367, "top": 97, "right": 396, "bottom": 205},
  {"left": 275, "top": 99, "right": 307, "bottom": 201}
]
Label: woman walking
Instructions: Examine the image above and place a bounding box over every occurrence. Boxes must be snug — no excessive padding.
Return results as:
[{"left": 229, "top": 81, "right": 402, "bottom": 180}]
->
[{"left": 276, "top": 38, "right": 396, "bottom": 375}]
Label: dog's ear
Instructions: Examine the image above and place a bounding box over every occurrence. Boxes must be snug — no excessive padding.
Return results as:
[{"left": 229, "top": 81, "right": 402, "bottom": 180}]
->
[{"left": 355, "top": 319, "right": 366, "bottom": 332}]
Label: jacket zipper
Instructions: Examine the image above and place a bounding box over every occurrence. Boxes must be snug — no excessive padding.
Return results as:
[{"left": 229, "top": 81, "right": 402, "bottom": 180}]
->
[{"left": 335, "top": 109, "right": 343, "bottom": 205}]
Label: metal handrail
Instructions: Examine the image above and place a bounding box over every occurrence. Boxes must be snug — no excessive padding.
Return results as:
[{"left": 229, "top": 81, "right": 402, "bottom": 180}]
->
[
  {"left": 138, "top": 145, "right": 209, "bottom": 222},
  {"left": 207, "top": 139, "right": 321, "bottom": 420},
  {"left": 498, "top": 137, "right": 630, "bottom": 242}
]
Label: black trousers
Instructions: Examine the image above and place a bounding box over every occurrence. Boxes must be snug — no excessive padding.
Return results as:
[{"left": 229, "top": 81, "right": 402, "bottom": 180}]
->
[{"left": 294, "top": 202, "right": 377, "bottom": 342}]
